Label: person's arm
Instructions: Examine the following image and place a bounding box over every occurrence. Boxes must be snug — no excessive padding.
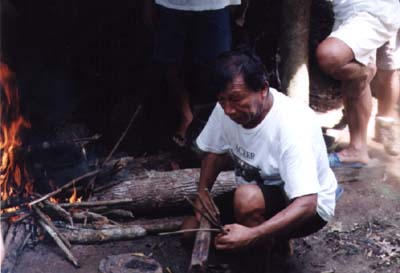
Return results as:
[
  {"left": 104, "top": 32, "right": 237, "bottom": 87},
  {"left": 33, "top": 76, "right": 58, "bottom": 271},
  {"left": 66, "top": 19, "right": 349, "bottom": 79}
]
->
[
  {"left": 215, "top": 193, "right": 317, "bottom": 250},
  {"left": 195, "top": 152, "right": 230, "bottom": 221}
]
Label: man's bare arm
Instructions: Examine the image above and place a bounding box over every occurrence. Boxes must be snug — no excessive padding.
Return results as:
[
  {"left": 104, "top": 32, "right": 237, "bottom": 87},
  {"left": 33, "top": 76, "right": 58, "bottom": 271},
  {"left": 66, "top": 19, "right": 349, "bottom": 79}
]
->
[{"left": 195, "top": 152, "right": 230, "bottom": 220}]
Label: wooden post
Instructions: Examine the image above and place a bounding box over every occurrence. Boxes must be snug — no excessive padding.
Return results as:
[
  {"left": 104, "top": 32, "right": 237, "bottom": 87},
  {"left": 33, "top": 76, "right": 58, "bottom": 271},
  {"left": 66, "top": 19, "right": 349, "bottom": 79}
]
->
[
  {"left": 279, "top": 0, "right": 312, "bottom": 104},
  {"left": 189, "top": 217, "right": 212, "bottom": 273}
]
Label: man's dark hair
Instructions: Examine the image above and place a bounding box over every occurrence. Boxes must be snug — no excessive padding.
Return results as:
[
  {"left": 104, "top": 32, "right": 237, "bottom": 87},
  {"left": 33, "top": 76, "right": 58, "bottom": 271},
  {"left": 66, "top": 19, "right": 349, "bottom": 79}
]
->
[{"left": 209, "top": 48, "right": 269, "bottom": 94}]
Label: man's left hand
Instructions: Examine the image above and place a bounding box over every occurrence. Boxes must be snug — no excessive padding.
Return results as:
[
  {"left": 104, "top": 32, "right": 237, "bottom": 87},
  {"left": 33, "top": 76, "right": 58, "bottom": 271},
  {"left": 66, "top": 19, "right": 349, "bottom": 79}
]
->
[{"left": 214, "top": 224, "right": 258, "bottom": 250}]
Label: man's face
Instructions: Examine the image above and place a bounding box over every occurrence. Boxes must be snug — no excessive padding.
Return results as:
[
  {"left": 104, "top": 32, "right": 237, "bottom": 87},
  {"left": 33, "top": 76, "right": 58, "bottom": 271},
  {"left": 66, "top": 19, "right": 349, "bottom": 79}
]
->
[{"left": 217, "top": 75, "right": 268, "bottom": 128}]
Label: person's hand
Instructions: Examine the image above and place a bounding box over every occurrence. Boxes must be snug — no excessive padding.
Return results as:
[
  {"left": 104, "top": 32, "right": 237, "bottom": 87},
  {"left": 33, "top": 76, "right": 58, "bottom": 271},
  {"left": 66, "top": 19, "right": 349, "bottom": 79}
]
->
[{"left": 214, "top": 224, "right": 258, "bottom": 250}]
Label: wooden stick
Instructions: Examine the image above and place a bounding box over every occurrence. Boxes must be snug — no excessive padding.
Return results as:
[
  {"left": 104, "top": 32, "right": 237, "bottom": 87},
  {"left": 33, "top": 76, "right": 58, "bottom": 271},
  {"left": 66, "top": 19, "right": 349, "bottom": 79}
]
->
[
  {"left": 33, "top": 205, "right": 72, "bottom": 249},
  {"left": 204, "top": 189, "right": 221, "bottom": 222},
  {"left": 29, "top": 169, "right": 101, "bottom": 206},
  {"left": 159, "top": 228, "right": 221, "bottom": 236},
  {"left": 43, "top": 199, "right": 74, "bottom": 226},
  {"left": 58, "top": 198, "right": 135, "bottom": 209},
  {"left": 103, "top": 105, "right": 142, "bottom": 165},
  {"left": 37, "top": 218, "right": 80, "bottom": 267},
  {"left": 184, "top": 197, "right": 221, "bottom": 229},
  {"left": 72, "top": 211, "right": 119, "bottom": 226},
  {"left": 197, "top": 193, "right": 218, "bottom": 224}
]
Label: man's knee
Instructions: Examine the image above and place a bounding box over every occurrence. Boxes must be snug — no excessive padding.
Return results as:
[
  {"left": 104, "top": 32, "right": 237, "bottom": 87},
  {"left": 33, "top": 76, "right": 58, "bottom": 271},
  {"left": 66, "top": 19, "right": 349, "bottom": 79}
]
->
[
  {"left": 316, "top": 38, "right": 354, "bottom": 76},
  {"left": 233, "top": 184, "right": 265, "bottom": 225}
]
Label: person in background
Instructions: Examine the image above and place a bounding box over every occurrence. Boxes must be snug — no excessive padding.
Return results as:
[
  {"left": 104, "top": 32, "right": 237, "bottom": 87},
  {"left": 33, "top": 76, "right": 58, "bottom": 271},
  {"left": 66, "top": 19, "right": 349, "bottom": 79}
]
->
[
  {"left": 316, "top": 0, "right": 400, "bottom": 166},
  {"left": 143, "top": 0, "right": 240, "bottom": 147}
]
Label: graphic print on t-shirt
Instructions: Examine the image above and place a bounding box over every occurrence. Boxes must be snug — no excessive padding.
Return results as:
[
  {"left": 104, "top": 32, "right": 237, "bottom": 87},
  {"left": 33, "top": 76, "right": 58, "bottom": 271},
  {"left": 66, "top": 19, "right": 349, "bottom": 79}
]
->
[{"left": 231, "top": 151, "right": 262, "bottom": 183}]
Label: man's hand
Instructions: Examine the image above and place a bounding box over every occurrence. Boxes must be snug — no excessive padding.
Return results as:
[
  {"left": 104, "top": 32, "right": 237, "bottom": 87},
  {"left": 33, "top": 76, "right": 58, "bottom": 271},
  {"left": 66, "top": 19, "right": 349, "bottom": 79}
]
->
[{"left": 214, "top": 224, "right": 258, "bottom": 250}]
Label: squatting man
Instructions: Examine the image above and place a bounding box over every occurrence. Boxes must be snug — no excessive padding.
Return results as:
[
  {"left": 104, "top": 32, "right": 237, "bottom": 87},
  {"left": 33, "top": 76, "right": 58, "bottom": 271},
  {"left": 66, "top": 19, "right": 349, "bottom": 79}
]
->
[{"left": 183, "top": 50, "right": 338, "bottom": 257}]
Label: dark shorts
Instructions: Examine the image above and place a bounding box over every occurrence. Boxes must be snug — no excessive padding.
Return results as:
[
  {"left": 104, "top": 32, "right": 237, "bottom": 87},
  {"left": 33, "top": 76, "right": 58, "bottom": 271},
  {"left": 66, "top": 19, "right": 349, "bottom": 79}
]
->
[
  {"left": 153, "top": 5, "right": 232, "bottom": 65},
  {"left": 215, "top": 185, "right": 327, "bottom": 239},
  {"left": 259, "top": 184, "right": 327, "bottom": 238}
]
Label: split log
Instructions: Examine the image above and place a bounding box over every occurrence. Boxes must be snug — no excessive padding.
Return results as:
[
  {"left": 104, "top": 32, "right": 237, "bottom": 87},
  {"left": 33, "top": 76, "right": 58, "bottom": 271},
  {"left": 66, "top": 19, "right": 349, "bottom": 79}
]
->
[
  {"left": 2, "top": 223, "right": 31, "bottom": 273},
  {"left": 59, "top": 225, "right": 146, "bottom": 244},
  {"left": 189, "top": 217, "right": 212, "bottom": 273},
  {"left": 279, "top": 0, "right": 312, "bottom": 104}
]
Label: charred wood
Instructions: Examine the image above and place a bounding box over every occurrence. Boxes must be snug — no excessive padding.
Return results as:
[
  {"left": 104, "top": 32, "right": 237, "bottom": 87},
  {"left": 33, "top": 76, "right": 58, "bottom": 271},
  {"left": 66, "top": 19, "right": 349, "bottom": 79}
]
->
[
  {"left": 29, "top": 169, "right": 101, "bottom": 206},
  {"left": 0, "top": 196, "right": 29, "bottom": 211},
  {"left": 37, "top": 218, "right": 79, "bottom": 268},
  {"left": 32, "top": 204, "right": 71, "bottom": 249},
  {"left": 42, "top": 200, "right": 73, "bottom": 226},
  {"left": 2, "top": 223, "right": 31, "bottom": 273}
]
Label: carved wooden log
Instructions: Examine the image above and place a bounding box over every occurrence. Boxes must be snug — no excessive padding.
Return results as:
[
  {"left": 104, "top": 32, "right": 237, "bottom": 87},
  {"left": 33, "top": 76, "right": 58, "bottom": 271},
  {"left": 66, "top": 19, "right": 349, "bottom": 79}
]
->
[
  {"left": 2, "top": 223, "right": 30, "bottom": 273},
  {"left": 59, "top": 225, "right": 146, "bottom": 244},
  {"left": 189, "top": 217, "right": 212, "bottom": 273},
  {"left": 279, "top": 0, "right": 312, "bottom": 104},
  {"left": 90, "top": 169, "right": 237, "bottom": 216}
]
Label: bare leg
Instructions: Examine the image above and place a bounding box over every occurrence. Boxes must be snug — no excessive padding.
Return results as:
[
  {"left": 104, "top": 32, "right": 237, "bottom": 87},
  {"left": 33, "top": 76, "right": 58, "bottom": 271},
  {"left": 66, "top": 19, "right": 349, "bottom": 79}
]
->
[
  {"left": 371, "top": 69, "right": 400, "bottom": 155},
  {"left": 371, "top": 69, "right": 400, "bottom": 119},
  {"left": 233, "top": 184, "right": 266, "bottom": 227},
  {"left": 166, "top": 65, "right": 193, "bottom": 145},
  {"left": 317, "top": 37, "right": 376, "bottom": 164}
]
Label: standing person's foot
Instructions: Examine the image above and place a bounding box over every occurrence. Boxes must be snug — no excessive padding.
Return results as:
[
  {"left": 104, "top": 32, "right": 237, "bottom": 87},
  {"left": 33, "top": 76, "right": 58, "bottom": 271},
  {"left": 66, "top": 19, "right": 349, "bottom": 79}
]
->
[
  {"left": 328, "top": 147, "right": 369, "bottom": 167},
  {"left": 172, "top": 114, "right": 193, "bottom": 147},
  {"left": 375, "top": 116, "right": 400, "bottom": 156}
]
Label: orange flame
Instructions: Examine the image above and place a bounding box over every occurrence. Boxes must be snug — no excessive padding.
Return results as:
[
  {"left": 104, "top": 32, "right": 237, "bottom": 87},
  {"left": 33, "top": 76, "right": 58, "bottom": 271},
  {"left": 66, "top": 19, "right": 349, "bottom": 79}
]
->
[
  {"left": 69, "top": 184, "right": 77, "bottom": 203},
  {"left": 0, "top": 62, "right": 32, "bottom": 208}
]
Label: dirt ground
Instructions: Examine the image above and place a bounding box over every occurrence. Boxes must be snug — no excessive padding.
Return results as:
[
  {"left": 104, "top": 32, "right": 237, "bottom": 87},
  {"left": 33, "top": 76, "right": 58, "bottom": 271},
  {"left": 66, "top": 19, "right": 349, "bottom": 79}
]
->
[{"left": 14, "top": 104, "right": 400, "bottom": 273}]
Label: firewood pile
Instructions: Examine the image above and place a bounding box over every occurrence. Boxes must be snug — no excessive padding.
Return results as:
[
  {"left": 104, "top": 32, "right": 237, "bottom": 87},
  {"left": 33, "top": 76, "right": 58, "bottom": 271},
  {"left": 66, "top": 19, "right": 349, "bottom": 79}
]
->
[{"left": 0, "top": 151, "right": 239, "bottom": 272}]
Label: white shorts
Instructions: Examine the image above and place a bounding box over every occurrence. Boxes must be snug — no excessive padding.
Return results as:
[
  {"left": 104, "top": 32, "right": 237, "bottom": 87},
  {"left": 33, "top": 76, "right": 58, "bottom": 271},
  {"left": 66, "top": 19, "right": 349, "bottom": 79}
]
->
[{"left": 329, "top": 12, "right": 399, "bottom": 67}]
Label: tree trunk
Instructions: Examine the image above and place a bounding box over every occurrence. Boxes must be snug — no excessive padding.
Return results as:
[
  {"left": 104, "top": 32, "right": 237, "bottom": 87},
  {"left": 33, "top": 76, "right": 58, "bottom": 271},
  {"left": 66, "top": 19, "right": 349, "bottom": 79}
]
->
[
  {"left": 279, "top": 0, "right": 312, "bottom": 104},
  {"left": 90, "top": 169, "right": 237, "bottom": 216}
]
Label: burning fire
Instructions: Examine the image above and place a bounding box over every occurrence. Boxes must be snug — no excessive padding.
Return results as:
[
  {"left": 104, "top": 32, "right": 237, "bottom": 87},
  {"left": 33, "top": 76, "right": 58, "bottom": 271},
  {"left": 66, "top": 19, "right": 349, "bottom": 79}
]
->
[{"left": 0, "top": 62, "right": 32, "bottom": 208}]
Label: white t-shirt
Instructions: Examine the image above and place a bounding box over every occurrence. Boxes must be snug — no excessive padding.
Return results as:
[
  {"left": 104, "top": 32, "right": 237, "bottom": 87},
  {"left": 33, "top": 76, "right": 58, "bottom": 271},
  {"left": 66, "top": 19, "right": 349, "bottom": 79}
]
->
[
  {"left": 196, "top": 88, "right": 337, "bottom": 222},
  {"left": 331, "top": 0, "right": 400, "bottom": 30},
  {"left": 155, "top": 0, "right": 241, "bottom": 11}
]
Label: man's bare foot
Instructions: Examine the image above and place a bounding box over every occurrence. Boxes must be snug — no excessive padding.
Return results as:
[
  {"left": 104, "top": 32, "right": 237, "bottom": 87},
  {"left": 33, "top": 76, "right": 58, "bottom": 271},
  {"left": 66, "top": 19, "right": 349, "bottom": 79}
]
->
[{"left": 336, "top": 147, "right": 370, "bottom": 164}]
